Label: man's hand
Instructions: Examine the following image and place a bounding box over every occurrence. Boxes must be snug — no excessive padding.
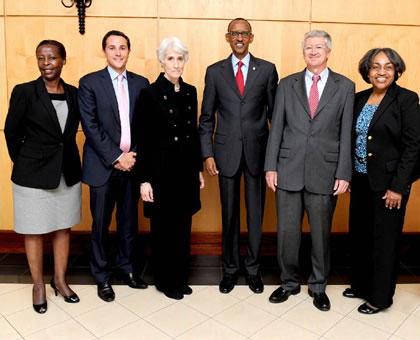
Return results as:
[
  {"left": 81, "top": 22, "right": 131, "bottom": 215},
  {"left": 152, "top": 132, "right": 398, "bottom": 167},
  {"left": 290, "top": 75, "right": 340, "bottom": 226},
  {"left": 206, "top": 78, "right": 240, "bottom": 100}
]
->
[
  {"left": 115, "top": 152, "right": 136, "bottom": 171},
  {"left": 382, "top": 189, "right": 402, "bottom": 210},
  {"left": 140, "top": 182, "right": 154, "bottom": 202},
  {"left": 205, "top": 157, "right": 219, "bottom": 176},
  {"left": 333, "top": 179, "right": 349, "bottom": 196},
  {"left": 199, "top": 172, "right": 205, "bottom": 189},
  {"left": 265, "top": 171, "right": 277, "bottom": 192}
]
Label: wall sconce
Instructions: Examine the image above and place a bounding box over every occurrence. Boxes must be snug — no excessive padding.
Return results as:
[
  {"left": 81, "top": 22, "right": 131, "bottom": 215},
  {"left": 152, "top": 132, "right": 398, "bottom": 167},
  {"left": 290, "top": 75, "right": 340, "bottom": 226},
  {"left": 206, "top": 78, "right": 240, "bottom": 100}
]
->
[{"left": 61, "top": 0, "right": 93, "bottom": 35}]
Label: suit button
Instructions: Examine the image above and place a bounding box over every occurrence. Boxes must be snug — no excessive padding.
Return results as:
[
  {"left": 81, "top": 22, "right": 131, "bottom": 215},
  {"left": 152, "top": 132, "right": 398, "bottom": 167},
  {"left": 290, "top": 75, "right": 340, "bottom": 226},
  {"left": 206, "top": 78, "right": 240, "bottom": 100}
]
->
[
  {"left": 169, "top": 109, "right": 174, "bottom": 113},
  {"left": 241, "top": 101, "right": 245, "bottom": 105},
  {"left": 368, "top": 153, "right": 373, "bottom": 157},
  {"left": 186, "top": 135, "right": 190, "bottom": 139},
  {"left": 188, "top": 106, "right": 191, "bottom": 110},
  {"left": 241, "top": 119, "right": 245, "bottom": 122},
  {"left": 368, "top": 136, "right": 373, "bottom": 140},
  {"left": 187, "top": 93, "right": 190, "bottom": 96},
  {"left": 163, "top": 95, "right": 167, "bottom": 100},
  {"left": 59, "top": 143, "right": 63, "bottom": 146},
  {"left": 174, "top": 136, "right": 179, "bottom": 141},
  {"left": 174, "top": 124, "right": 177, "bottom": 127},
  {"left": 187, "top": 121, "right": 191, "bottom": 124}
]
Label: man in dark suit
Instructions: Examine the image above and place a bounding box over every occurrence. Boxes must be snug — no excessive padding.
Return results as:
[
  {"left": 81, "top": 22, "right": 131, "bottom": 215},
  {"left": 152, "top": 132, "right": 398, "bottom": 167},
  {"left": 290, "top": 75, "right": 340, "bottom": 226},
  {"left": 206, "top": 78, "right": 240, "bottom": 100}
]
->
[
  {"left": 265, "top": 30, "right": 354, "bottom": 311},
  {"left": 199, "top": 18, "right": 278, "bottom": 294},
  {"left": 78, "top": 30, "right": 149, "bottom": 302}
]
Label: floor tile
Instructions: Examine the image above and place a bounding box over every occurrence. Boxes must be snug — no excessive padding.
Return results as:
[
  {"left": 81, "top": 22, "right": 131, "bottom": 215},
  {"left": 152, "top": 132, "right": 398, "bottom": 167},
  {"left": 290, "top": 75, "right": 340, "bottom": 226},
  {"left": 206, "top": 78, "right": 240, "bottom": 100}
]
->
[
  {"left": 245, "top": 285, "right": 304, "bottom": 316},
  {"left": 394, "top": 314, "right": 420, "bottom": 340},
  {"left": 48, "top": 285, "right": 107, "bottom": 317},
  {"left": 325, "top": 285, "right": 362, "bottom": 315},
  {"left": 113, "top": 284, "right": 140, "bottom": 300},
  {"left": 0, "top": 314, "right": 22, "bottom": 340},
  {"left": 392, "top": 287, "right": 420, "bottom": 314},
  {"left": 250, "top": 317, "right": 319, "bottom": 340},
  {"left": 281, "top": 300, "right": 344, "bottom": 335},
  {"left": 0, "top": 283, "right": 29, "bottom": 296},
  {"left": 182, "top": 286, "right": 240, "bottom": 316},
  {"left": 228, "top": 285, "right": 254, "bottom": 300},
  {"left": 399, "top": 284, "right": 420, "bottom": 296},
  {"left": 75, "top": 303, "right": 139, "bottom": 337},
  {"left": 323, "top": 316, "right": 390, "bottom": 340},
  {"left": 213, "top": 300, "right": 276, "bottom": 337},
  {"left": 24, "top": 319, "right": 96, "bottom": 340},
  {"left": 5, "top": 301, "right": 70, "bottom": 337},
  {"left": 117, "top": 287, "right": 176, "bottom": 317},
  {"left": 100, "top": 319, "right": 171, "bottom": 340},
  {"left": 0, "top": 285, "right": 34, "bottom": 316},
  {"left": 144, "top": 301, "right": 207, "bottom": 337},
  {"left": 348, "top": 305, "right": 408, "bottom": 334},
  {"left": 176, "top": 319, "right": 246, "bottom": 340},
  {"left": 413, "top": 305, "right": 420, "bottom": 318}
]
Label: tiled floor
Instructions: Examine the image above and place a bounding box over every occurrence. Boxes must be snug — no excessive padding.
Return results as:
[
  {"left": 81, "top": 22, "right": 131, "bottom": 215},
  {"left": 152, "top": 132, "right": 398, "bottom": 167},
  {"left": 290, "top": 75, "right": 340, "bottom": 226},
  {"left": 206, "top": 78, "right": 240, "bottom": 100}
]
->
[{"left": 1, "top": 283, "right": 420, "bottom": 339}]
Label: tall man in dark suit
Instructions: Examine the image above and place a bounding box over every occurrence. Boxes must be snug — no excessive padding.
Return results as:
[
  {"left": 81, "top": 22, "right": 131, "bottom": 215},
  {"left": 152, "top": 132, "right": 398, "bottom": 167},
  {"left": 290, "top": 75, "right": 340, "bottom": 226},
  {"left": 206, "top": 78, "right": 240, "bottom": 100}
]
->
[
  {"left": 199, "top": 18, "right": 278, "bottom": 294},
  {"left": 265, "top": 30, "right": 355, "bottom": 311},
  {"left": 78, "top": 30, "right": 149, "bottom": 302}
]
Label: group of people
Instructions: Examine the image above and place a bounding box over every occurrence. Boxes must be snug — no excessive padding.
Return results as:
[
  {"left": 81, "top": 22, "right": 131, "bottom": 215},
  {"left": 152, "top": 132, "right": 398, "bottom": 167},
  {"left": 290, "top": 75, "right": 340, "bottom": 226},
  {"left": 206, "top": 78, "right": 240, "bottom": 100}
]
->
[{"left": 4, "top": 17, "right": 420, "bottom": 317}]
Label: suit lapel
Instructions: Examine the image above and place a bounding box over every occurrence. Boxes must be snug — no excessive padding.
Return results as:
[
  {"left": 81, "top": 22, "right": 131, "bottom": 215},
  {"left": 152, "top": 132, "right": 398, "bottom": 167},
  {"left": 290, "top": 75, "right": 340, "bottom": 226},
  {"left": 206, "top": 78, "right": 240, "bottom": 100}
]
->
[
  {"left": 62, "top": 80, "right": 75, "bottom": 135},
  {"left": 292, "top": 70, "right": 311, "bottom": 117},
  {"left": 127, "top": 71, "right": 136, "bottom": 123},
  {"left": 221, "top": 55, "right": 242, "bottom": 99},
  {"left": 368, "top": 83, "right": 398, "bottom": 131},
  {"left": 242, "top": 54, "right": 260, "bottom": 99},
  {"left": 35, "top": 77, "right": 62, "bottom": 134},
  {"left": 313, "top": 69, "right": 339, "bottom": 118},
  {"left": 99, "top": 68, "right": 120, "bottom": 122}
]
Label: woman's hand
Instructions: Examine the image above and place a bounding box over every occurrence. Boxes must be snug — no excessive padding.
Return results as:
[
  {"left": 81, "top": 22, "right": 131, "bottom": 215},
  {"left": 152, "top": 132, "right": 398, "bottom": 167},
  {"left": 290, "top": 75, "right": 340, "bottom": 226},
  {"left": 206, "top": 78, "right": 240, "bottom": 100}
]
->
[
  {"left": 199, "top": 172, "right": 205, "bottom": 189},
  {"left": 140, "top": 182, "right": 154, "bottom": 202},
  {"left": 382, "top": 189, "right": 402, "bottom": 209}
]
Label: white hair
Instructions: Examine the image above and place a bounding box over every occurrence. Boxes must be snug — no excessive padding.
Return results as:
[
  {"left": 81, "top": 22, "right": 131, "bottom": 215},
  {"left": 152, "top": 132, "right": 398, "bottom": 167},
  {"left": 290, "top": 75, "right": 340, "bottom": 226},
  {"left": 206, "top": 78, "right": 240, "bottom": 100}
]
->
[
  {"left": 302, "top": 30, "right": 332, "bottom": 52},
  {"left": 157, "top": 37, "right": 189, "bottom": 63}
]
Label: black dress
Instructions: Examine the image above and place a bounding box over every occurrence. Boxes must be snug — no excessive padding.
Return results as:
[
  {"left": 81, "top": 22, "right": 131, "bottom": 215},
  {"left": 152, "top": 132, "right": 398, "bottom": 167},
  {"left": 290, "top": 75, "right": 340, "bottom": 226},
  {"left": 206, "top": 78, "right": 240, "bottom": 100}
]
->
[{"left": 135, "top": 73, "right": 202, "bottom": 292}]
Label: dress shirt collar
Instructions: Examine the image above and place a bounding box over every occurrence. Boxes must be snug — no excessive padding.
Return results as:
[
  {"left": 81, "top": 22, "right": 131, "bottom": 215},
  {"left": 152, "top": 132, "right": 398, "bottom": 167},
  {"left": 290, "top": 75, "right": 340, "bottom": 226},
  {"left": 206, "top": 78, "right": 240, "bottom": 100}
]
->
[
  {"left": 231, "top": 53, "right": 250, "bottom": 69},
  {"left": 107, "top": 66, "right": 127, "bottom": 80},
  {"left": 305, "top": 67, "right": 329, "bottom": 83}
]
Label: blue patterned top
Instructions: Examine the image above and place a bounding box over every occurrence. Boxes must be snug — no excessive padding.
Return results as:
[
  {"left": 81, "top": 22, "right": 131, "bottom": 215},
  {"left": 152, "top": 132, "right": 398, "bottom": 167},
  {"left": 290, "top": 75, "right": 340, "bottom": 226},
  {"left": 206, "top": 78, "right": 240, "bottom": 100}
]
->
[{"left": 354, "top": 103, "right": 378, "bottom": 173}]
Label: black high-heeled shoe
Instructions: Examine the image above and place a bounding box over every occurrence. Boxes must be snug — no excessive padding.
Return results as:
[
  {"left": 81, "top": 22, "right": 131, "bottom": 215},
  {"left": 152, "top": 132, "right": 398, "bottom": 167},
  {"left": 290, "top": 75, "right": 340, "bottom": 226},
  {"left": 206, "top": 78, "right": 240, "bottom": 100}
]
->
[
  {"left": 50, "top": 279, "right": 80, "bottom": 303},
  {"left": 33, "top": 285, "right": 47, "bottom": 314}
]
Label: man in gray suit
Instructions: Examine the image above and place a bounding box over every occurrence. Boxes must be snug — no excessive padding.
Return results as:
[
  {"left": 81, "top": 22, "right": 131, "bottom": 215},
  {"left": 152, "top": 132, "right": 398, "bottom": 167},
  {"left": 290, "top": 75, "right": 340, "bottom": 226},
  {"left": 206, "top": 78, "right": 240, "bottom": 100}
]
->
[
  {"left": 199, "top": 18, "right": 278, "bottom": 294},
  {"left": 265, "top": 30, "right": 354, "bottom": 311}
]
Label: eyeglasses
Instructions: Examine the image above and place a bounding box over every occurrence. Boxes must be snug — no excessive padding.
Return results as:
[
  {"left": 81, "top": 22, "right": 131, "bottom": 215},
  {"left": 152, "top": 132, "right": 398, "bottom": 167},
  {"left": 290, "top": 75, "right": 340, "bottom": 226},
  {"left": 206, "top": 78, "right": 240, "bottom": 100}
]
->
[
  {"left": 228, "top": 31, "right": 252, "bottom": 39},
  {"left": 370, "top": 64, "right": 394, "bottom": 72}
]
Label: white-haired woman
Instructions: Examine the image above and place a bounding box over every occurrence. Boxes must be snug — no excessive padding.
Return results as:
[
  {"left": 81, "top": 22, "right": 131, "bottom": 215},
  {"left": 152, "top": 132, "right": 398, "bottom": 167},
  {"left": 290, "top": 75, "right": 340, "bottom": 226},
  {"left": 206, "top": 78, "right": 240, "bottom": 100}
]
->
[{"left": 135, "top": 37, "right": 204, "bottom": 300}]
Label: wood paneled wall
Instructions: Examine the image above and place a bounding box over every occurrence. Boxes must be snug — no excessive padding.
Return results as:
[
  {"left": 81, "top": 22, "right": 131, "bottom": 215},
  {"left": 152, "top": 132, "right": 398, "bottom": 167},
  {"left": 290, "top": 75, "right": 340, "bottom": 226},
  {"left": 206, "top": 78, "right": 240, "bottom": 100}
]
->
[{"left": 1, "top": 0, "right": 419, "bottom": 233}]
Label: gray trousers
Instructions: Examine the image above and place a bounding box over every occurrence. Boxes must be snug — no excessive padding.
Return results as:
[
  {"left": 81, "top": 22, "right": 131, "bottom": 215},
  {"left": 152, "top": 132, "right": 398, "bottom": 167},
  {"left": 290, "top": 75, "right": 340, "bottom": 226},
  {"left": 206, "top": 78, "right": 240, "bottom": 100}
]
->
[{"left": 276, "top": 188, "right": 337, "bottom": 293}]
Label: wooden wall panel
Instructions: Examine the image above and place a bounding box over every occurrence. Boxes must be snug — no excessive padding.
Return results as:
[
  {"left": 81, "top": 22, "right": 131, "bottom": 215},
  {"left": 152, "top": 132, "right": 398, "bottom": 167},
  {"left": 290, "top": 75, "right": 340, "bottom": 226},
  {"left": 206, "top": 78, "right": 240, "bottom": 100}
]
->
[
  {"left": 5, "top": 17, "right": 159, "bottom": 96},
  {"left": 0, "top": 133, "right": 13, "bottom": 230},
  {"left": 0, "top": 17, "right": 6, "bottom": 128},
  {"left": 159, "top": 0, "right": 311, "bottom": 21},
  {"left": 0, "top": 0, "right": 3, "bottom": 15},
  {"left": 311, "top": 23, "right": 420, "bottom": 99},
  {"left": 5, "top": 0, "right": 157, "bottom": 17},
  {"left": 312, "top": 0, "right": 420, "bottom": 26}
]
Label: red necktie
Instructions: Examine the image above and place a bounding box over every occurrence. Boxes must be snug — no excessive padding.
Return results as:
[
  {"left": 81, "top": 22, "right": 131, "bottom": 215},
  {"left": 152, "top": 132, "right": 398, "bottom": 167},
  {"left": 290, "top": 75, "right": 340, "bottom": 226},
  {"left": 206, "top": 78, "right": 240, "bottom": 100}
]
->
[
  {"left": 309, "top": 75, "right": 320, "bottom": 119},
  {"left": 236, "top": 61, "right": 244, "bottom": 96}
]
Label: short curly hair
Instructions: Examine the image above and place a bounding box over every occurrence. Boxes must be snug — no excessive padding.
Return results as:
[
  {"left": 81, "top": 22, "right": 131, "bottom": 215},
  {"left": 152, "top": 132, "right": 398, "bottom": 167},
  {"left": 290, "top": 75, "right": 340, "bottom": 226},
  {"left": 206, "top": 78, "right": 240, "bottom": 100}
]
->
[{"left": 358, "top": 48, "right": 406, "bottom": 83}]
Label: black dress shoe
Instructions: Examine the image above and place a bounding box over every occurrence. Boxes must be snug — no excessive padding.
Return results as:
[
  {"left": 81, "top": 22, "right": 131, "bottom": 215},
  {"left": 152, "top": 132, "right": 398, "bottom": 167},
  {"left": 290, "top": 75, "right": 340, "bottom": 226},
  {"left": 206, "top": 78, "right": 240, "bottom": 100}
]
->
[
  {"left": 163, "top": 288, "right": 184, "bottom": 300},
  {"left": 269, "top": 286, "right": 301, "bottom": 303},
  {"left": 358, "top": 302, "right": 382, "bottom": 314},
  {"left": 219, "top": 274, "right": 237, "bottom": 294},
  {"left": 342, "top": 288, "right": 361, "bottom": 299},
  {"left": 120, "top": 272, "right": 148, "bottom": 289},
  {"left": 246, "top": 274, "right": 264, "bottom": 294},
  {"left": 97, "top": 281, "right": 115, "bottom": 302},
  {"left": 50, "top": 279, "right": 80, "bottom": 303},
  {"left": 308, "top": 289, "right": 330, "bottom": 311},
  {"left": 182, "top": 285, "right": 193, "bottom": 295}
]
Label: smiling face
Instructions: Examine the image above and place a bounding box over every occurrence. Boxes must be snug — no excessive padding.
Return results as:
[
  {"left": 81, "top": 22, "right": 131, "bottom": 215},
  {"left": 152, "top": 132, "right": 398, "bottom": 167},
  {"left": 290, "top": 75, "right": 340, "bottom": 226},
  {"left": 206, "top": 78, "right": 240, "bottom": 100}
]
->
[
  {"left": 161, "top": 49, "right": 185, "bottom": 83},
  {"left": 303, "top": 36, "right": 331, "bottom": 73},
  {"left": 368, "top": 52, "right": 395, "bottom": 91},
  {"left": 36, "top": 44, "right": 65, "bottom": 81},
  {"left": 103, "top": 35, "right": 130, "bottom": 73},
  {"left": 225, "top": 20, "right": 254, "bottom": 59}
]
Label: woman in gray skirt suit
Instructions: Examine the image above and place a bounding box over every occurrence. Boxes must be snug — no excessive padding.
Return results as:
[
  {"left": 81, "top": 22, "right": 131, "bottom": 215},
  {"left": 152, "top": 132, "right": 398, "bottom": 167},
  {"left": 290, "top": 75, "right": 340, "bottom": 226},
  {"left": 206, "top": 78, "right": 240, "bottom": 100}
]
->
[{"left": 4, "top": 40, "right": 82, "bottom": 313}]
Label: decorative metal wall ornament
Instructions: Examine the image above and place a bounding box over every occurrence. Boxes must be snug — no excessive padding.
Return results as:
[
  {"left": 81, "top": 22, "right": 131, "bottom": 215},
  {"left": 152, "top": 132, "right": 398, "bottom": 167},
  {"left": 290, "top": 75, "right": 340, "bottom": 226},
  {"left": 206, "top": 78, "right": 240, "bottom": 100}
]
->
[{"left": 61, "top": 0, "right": 93, "bottom": 35}]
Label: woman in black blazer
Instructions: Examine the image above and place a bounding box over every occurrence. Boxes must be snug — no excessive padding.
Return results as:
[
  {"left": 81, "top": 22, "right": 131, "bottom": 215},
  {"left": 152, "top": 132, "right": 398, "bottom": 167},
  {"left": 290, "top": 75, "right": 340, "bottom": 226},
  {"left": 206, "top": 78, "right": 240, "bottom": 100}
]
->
[
  {"left": 4, "top": 40, "right": 82, "bottom": 313},
  {"left": 343, "top": 48, "right": 420, "bottom": 314},
  {"left": 136, "top": 37, "right": 204, "bottom": 300}
]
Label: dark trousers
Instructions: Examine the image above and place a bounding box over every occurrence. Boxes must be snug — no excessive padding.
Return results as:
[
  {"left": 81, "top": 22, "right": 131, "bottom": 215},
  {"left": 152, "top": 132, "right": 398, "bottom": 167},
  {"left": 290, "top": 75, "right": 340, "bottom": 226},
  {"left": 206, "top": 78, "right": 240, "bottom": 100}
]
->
[
  {"left": 276, "top": 188, "right": 337, "bottom": 293},
  {"left": 89, "top": 170, "right": 139, "bottom": 283},
  {"left": 150, "top": 213, "right": 192, "bottom": 290},
  {"left": 349, "top": 172, "right": 409, "bottom": 309},
  {"left": 218, "top": 158, "right": 265, "bottom": 276}
]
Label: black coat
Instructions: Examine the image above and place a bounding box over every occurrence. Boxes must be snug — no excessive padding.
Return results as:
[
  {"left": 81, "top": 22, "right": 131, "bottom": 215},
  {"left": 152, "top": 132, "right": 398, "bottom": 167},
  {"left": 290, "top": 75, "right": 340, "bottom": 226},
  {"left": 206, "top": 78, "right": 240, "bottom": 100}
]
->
[
  {"left": 135, "top": 73, "right": 202, "bottom": 217},
  {"left": 352, "top": 82, "right": 420, "bottom": 195},
  {"left": 4, "top": 77, "right": 82, "bottom": 189}
]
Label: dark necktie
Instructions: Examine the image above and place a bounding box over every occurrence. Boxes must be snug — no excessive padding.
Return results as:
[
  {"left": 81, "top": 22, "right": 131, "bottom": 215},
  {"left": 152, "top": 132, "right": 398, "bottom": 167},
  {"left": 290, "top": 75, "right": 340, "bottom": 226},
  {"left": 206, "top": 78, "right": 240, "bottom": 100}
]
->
[{"left": 236, "top": 61, "right": 244, "bottom": 96}]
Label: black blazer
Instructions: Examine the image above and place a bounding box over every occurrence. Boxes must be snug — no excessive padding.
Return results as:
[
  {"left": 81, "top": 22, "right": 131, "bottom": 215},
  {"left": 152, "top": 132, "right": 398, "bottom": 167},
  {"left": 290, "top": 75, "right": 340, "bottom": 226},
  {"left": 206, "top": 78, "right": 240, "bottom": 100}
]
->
[
  {"left": 135, "top": 73, "right": 202, "bottom": 217},
  {"left": 352, "top": 82, "right": 420, "bottom": 195},
  {"left": 4, "top": 77, "right": 81, "bottom": 189}
]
